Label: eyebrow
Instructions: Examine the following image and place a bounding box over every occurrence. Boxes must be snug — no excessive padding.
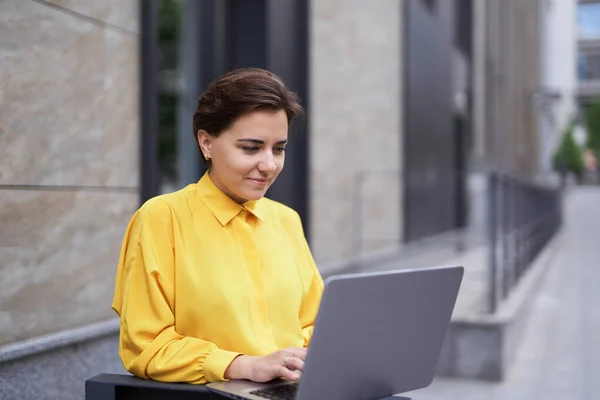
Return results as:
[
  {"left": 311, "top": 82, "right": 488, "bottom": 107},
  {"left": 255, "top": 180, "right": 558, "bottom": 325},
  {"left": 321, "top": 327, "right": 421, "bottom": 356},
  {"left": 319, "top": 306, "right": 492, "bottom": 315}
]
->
[{"left": 237, "top": 138, "right": 288, "bottom": 145}]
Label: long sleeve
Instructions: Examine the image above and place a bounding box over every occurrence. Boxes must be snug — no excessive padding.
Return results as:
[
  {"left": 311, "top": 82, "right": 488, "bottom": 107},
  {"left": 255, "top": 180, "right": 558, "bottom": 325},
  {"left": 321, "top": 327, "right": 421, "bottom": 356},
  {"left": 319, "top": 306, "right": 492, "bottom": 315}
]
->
[
  {"left": 112, "top": 200, "right": 240, "bottom": 384},
  {"left": 294, "top": 214, "right": 325, "bottom": 347},
  {"left": 299, "top": 271, "right": 323, "bottom": 346}
]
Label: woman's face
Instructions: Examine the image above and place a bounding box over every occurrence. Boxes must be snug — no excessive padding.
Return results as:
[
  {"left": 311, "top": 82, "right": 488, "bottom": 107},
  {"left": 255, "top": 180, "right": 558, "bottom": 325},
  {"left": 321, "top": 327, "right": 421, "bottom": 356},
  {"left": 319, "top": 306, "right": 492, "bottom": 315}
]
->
[{"left": 198, "top": 109, "right": 288, "bottom": 203}]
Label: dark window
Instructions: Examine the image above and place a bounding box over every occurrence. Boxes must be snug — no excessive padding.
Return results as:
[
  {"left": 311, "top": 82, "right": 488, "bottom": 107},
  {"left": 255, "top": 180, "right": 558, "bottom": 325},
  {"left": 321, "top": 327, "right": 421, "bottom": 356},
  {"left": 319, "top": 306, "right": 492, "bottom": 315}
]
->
[
  {"left": 578, "top": 51, "right": 600, "bottom": 81},
  {"left": 454, "top": 0, "right": 472, "bottom": 58},
  {"left": 422, "top": 0, "right": 436, "bottom": 12}
]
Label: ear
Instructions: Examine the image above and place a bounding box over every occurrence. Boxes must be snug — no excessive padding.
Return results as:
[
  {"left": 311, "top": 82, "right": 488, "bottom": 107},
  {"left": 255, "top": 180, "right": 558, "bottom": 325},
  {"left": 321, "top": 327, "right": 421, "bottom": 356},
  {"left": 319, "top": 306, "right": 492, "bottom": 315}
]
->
[{"left": 197, "top": 130, "right": 212, "bottom": 160}]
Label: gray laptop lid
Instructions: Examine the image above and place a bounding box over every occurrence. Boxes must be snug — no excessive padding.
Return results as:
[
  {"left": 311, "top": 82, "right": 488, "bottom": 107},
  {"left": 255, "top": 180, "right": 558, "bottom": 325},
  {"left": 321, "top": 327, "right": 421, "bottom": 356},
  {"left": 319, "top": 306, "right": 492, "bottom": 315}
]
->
[{"left": 295, "top": 265, "right": 463, "bottom": 400}]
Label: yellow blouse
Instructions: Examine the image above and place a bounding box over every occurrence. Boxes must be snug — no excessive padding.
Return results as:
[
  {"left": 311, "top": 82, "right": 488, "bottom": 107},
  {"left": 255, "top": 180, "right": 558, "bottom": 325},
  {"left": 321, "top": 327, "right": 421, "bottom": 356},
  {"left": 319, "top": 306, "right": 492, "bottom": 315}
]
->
[{"left": 111, "top": 172, "right": 324, "bottom": 384}]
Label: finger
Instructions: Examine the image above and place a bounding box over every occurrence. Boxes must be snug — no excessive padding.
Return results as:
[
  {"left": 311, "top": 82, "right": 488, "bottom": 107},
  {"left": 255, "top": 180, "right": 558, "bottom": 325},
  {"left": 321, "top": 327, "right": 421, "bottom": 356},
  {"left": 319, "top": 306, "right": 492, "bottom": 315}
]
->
[
  {"left": 275, "top": 365, "right": 301, "bottom": 382},
  {"left": 290, "top": 348, "right": 308, "bottom": 361},
  {"left": 286, "top": 356, "right": 305, "bottom": 372},
  {"left": 294, "top": 349, "right": 307, "bottom": 361}
]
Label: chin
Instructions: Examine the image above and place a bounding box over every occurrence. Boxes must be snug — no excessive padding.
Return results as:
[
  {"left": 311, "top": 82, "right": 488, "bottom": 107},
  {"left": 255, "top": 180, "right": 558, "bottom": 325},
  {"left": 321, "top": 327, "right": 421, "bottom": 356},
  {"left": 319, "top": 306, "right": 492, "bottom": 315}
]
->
[
  {"left": 242, "top": 190, "right": 267, "bottom": 201},
  {"left": 238, "top": 180, "right": 272, "bottom": 201}
]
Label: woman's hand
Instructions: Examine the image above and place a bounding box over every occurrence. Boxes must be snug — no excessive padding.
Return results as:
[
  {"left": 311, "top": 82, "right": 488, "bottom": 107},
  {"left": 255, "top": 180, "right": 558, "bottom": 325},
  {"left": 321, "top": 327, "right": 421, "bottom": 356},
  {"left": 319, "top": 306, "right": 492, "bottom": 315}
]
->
[{"left": 224, "top": 347, "right": 307, "bottom": 382}]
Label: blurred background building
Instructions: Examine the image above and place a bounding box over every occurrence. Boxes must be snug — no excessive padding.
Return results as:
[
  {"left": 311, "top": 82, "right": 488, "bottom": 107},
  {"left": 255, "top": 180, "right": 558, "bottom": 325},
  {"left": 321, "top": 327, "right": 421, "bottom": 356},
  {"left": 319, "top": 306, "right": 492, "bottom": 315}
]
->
[
  {"left": 539, "top": 0, "right": 577, "bottom": 178},
  {"left": 578, "top": 0, "right": 600, "bottom": 102},
  {"left": 1, "top": 0, "right": 599, "bottom": 399}
]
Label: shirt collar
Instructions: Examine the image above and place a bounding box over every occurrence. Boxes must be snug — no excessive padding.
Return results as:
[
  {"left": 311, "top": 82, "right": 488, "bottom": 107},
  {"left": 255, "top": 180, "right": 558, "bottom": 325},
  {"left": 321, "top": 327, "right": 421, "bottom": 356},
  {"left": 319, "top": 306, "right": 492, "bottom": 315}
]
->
[{"left": 195, "top": 172, "right": 265, "bottom": 226}]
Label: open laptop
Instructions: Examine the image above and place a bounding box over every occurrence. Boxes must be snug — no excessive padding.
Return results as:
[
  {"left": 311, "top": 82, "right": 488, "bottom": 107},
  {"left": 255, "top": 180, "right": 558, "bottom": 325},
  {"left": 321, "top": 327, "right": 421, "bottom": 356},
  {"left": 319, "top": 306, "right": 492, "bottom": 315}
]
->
[{"left": 207, "top": 265, "right": 463, "bottom": 400}]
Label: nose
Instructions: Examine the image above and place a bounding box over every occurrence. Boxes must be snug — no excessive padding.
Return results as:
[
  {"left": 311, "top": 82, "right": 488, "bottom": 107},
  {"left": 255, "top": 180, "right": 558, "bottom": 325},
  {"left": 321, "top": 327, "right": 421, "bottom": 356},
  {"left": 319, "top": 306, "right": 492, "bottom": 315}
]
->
[{"left": 258, "top": 152, "right": 277, "bottom": 173}]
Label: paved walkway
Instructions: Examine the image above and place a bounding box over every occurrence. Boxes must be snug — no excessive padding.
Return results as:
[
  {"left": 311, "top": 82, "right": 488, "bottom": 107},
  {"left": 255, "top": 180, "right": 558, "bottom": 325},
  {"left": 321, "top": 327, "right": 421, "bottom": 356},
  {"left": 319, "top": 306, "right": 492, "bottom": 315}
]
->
[{"left": 404, "top": 186, "right": 600, "bottom": 400}]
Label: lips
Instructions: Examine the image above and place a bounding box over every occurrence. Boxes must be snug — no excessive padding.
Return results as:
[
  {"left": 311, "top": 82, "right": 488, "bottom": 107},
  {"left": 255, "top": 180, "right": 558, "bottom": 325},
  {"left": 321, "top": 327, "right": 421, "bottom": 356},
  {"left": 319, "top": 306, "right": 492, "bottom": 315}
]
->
[{"left": 248, "top": 178, "right": 269, "bottom": 185}]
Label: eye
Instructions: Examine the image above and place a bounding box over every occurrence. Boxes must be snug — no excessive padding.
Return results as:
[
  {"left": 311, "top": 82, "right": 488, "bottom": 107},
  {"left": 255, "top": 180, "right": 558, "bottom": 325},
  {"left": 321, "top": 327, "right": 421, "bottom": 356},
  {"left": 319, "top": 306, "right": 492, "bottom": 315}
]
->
[
  {"left": 241, "top": 146, "right": 259, "bottom": 153},
  {"left": 273, "top": 147, "right": 286, "bottom": 155}
]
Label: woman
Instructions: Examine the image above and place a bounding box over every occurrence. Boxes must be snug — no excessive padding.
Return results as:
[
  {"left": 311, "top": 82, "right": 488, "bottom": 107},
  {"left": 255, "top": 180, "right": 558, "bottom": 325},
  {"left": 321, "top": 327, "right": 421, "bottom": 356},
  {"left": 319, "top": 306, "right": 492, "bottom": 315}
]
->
[{"left": 112, "top": 68, "right": 324, "bottom": 385}]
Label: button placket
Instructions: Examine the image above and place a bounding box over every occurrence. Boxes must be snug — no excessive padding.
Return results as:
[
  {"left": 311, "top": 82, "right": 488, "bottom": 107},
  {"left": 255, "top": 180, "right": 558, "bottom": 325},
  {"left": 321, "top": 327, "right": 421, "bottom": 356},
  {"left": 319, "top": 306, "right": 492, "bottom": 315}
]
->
[{"left": 234, "top": 209, "right": 276, "bottom": 352}]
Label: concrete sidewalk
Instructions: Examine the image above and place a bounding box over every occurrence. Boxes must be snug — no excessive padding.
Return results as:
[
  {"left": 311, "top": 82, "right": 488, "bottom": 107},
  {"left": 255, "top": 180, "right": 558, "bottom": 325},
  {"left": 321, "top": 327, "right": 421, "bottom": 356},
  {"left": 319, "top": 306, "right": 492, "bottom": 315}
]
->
[{"left": 404, "top": 186, "right": 600, "bottom": 400}]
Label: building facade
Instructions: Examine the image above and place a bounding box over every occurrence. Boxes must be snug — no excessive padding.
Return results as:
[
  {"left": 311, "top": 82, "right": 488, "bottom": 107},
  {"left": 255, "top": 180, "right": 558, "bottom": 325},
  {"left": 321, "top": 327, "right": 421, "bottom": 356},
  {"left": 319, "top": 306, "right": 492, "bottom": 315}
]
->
[
  {"left": 539, "top": 0, "right": 578, "bottom": 177},
  {"left": 577, "top": 0, "right": 600, "bottom": 103},
  {"left": 0, "top": 0, "right": 140, "bottom": 354},
  {"left": 0, "top": 0, "right": 140, "bottom": 397},
  {"left": 472, "top": 0, "right": 544, "bottom": 176}
]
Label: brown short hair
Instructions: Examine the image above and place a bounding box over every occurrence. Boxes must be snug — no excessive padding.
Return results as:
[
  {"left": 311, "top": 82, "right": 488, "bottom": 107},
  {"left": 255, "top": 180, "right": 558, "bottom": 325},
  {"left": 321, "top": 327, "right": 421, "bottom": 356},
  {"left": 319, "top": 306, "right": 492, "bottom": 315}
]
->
[{"left": 192, "top": 68, "right": 305, "bottom": 145}]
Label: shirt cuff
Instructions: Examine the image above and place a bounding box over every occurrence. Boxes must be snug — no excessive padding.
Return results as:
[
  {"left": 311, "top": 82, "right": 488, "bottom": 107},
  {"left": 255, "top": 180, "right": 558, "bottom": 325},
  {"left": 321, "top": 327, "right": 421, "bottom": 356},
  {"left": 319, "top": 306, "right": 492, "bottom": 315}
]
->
[
  {"left": 204, "top": 347, "right": 243, "bottom": 382},
  {"left": 302, "top": 326, "right": 314, "bottom": 347}
]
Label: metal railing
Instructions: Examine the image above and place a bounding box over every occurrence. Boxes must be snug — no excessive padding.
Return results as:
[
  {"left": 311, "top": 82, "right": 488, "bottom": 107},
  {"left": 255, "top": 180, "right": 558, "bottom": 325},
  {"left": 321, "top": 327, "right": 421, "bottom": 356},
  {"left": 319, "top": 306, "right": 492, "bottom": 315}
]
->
[{"left": 487, "top": 170, "right": 563, "bottom": 313}]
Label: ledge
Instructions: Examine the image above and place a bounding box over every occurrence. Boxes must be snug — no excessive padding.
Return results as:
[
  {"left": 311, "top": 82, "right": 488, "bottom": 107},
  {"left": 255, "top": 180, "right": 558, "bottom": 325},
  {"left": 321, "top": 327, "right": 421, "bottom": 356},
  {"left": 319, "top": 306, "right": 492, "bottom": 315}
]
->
[
  {"left": 436, "top": 230, "right": 563, "bottom": 381},
  {"left": 0, "top": 318, "right": 119, "bottom": 364}
]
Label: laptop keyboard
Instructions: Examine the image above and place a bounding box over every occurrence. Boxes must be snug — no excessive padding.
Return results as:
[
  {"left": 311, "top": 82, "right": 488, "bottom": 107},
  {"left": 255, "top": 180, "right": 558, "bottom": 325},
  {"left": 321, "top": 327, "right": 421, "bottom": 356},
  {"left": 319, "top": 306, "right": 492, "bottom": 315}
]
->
[{"left": 249, "top": 382, "right": 298, "bottom": 400}]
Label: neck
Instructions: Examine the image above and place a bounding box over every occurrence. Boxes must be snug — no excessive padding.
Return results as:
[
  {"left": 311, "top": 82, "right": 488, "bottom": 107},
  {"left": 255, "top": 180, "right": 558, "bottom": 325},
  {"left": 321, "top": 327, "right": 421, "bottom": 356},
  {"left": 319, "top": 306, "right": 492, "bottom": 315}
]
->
[{"left": 208, "top": 170, "right": 248, "bottom": 204}]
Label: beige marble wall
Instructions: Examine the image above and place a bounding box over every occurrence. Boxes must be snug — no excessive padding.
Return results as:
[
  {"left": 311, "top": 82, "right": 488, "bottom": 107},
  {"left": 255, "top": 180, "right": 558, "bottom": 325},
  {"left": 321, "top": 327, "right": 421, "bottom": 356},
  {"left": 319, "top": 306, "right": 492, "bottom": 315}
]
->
[
  {"left": 0, "top": 0, "right": 139, "bottom": 345},
  {"left": 43, "top": 0, "right": 139, "bottom": 33},
  {"left": 0, "top": 190, "right": 137, "bottom": 344},
  {"left": 0, "top": 0, "right": 139, "bottom": 187},
  {"left": 310, "top": 0, "right": 403, "bottom": 265}
]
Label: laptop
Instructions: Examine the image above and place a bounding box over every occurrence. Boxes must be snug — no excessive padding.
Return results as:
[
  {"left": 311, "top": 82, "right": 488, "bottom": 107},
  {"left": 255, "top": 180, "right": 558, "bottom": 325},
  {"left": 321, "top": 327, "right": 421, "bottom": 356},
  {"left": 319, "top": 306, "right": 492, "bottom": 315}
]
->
[{"left": 207, "top": 265, "right": 463, "bottom": 400}]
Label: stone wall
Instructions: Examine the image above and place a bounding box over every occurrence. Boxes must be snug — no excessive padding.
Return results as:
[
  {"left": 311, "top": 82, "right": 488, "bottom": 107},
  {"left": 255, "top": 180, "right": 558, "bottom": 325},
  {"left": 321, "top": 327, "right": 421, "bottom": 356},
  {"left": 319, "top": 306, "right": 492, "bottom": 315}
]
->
[
  {"left": 0, "top": 0, "right": 139, "bottom": 345},
  {"left": 309, "top": 0, "right": 403, "bottom": 266}
]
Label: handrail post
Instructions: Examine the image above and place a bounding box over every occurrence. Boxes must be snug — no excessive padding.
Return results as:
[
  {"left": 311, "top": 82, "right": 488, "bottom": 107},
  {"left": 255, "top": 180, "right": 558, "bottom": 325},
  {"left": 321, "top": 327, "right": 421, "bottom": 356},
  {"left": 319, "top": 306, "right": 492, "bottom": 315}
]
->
[{"left": 488, "top": 171, "right": 498, "bottom": 313}]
